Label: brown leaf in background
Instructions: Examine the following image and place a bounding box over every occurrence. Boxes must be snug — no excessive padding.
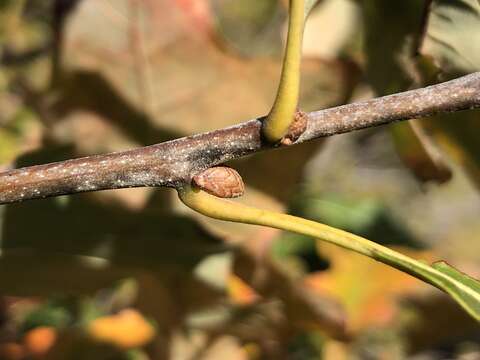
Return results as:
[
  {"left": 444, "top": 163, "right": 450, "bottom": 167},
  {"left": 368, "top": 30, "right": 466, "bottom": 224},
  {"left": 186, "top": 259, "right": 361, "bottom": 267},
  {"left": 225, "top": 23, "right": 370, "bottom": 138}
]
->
[
  {"left": 0, "top": 343, "right": 24, "bottom": 360},
  {"left": 391, "top": 121, "right": 452, "bottom": 184},
  {"left": 402, "top": 290, "right": 480, "bottom": 353},
  {"left": 425, "top": 112, "right": 480, "bottom": 189},
  {"left": 232, "top": 247, "right": 348, "bottom": 340}
]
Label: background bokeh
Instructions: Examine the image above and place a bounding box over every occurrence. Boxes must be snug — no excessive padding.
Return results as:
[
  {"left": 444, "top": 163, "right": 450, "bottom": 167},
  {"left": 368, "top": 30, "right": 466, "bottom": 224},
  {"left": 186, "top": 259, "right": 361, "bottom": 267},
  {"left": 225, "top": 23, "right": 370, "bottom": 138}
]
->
[{"left": 0, "top": 0, "right": 479, "bottom": 359}]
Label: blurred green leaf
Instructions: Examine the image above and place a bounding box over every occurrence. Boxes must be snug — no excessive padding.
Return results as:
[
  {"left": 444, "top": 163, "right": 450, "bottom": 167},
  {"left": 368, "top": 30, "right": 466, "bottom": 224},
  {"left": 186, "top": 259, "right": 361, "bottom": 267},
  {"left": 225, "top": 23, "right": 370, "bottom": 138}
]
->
[
  {"left": 21, "top": 300, "right": 72, "bottom": 333},
  {"left": 0, "top": 106, "right": 40, "bottom": 164},
  {"left": 303, "top": 195, "right": 382, "bottom": 232},
  {"left": 125, "top": 349, "right": 150, "bottom": 360},
  {"left": 286, "top": 191, "right": 422, "bottom": 249}
]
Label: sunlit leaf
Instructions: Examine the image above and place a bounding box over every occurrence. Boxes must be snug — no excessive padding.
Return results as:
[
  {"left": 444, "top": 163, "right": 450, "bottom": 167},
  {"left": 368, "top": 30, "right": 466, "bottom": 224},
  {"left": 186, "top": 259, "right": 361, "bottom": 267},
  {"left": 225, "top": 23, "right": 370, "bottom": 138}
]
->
[
  {"left": 87, "top": 309, "right": 155, "bottom": 349},
  {"left": 421, "top": 0, "right": 480, "bottom": 74},
  {"left": 305, "top": 0, "right": 322, "bottom": 18}
]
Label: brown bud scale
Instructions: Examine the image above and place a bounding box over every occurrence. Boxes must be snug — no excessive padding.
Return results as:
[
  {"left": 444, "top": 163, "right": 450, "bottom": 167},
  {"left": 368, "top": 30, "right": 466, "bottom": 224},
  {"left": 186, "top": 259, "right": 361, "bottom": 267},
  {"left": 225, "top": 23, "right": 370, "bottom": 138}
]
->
[{"left": 192, "top": 167, "right": 245, "bottom": 198}]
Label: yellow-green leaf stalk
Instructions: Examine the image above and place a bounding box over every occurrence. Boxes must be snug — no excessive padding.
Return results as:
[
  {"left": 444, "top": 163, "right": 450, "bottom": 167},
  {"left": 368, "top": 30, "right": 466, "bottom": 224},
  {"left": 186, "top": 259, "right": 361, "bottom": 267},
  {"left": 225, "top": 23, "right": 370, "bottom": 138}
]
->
[
  {"left": 263, "top": 0, "right": 305, "bottom": 143},
  {"left": 178, "top": 186, "right": 480, "bottom": 321}
]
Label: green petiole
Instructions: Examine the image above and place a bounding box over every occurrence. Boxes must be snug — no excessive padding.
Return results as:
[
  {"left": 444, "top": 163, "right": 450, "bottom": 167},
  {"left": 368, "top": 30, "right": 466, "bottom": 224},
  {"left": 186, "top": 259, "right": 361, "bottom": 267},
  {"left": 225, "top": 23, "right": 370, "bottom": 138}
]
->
[{"left": 263, "top": 0, "right": 305, "bottom": 143}]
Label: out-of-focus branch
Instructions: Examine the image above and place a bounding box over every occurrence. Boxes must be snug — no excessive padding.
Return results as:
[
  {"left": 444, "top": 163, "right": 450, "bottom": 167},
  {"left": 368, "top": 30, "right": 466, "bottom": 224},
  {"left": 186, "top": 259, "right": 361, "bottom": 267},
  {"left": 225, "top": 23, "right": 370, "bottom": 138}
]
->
[{"left": 1, "top": 72, "right": 479, "bottom": 205}]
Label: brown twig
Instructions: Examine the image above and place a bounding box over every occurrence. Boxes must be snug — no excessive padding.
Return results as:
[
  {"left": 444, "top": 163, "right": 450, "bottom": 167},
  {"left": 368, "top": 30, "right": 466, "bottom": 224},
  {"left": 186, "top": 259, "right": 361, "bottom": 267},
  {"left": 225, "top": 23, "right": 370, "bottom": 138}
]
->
[{"left": 1, "top": 72, "right": 479, "bottom": 205}]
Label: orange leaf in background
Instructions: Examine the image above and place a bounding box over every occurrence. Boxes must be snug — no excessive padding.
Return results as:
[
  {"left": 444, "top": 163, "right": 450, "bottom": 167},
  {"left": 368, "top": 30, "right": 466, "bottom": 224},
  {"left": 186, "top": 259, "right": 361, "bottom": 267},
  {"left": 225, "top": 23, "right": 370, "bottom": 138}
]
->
[
  {"left": 23, "top": 326, "right": 57, "bottom": 357},
  {"left": 304, "top": 242, "right": 433, "bottom": 332},
  {"left": 87, "top": 309, "right": 155, "bottom": 349},
  {"left": 227, "top": 274, "right": 260, "bottom": 306}
]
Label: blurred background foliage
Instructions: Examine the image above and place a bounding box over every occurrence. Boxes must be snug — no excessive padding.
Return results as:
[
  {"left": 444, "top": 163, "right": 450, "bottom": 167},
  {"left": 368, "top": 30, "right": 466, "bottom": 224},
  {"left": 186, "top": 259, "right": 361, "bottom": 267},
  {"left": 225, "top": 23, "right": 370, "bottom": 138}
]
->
[{"left": 0, "top": 0, "right": 479, "bottom": 359}]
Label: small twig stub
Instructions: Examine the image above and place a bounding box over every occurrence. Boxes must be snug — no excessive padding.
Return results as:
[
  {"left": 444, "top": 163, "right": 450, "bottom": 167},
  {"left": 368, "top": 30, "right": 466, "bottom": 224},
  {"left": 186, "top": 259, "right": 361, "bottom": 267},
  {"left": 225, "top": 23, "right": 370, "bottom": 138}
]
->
[{"left": 280, "top": 110, "right": 309, "bottom": 146}]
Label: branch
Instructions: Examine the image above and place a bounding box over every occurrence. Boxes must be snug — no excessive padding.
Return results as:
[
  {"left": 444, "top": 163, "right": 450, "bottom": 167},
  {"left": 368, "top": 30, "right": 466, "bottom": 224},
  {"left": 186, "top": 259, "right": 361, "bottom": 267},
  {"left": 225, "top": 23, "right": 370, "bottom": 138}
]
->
[{"left": 1, "top": 72, "right": 479, "bottom": 205}]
